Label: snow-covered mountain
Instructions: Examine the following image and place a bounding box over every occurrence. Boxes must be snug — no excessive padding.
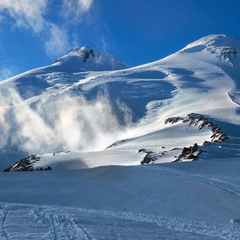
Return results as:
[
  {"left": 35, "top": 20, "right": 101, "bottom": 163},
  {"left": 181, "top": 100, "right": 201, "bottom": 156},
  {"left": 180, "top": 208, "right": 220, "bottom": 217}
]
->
[
  {"left": 52, "top": 46, "right": 128, "bottom": 72},
  {"left": 1, "top": 34, "right": 240, "bottom": 239},
  {"left": 1, "top": 34, "right": 239, "bottom": 170}
]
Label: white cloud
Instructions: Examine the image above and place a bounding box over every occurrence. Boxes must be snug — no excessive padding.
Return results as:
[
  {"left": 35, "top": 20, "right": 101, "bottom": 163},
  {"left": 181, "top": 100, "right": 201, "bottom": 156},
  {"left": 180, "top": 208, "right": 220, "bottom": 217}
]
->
[
  {"left": 0, "top": 0, "right": 96, "bottom": 59},
  {"left": 79, "top": 0, "right": 93, "bottom": 12},
  {"left": 44, "top": 24, "right": 70, "bottom": 58},
  {"left": 0, "top": 0, "right": 48, "bottom": 33},
  {"left": 0, "top": 65, "right": 16, "bottom": 81},
  {"left": 0, "top": 0, "right": 71, "bottom": 58},
  {"left": 62, "top": 0, "right": 94, "bottom": 23}
]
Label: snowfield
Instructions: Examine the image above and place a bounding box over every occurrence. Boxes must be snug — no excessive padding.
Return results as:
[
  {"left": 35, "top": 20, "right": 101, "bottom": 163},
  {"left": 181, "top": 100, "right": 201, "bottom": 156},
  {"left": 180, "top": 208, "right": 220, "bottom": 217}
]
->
[
  {"left": 0, "top": 203, "right": 229, "bottom": 240},
  {"left": 1, "top": 160, "right": 240, "bottom": 239},
  {"left": 0, "top": 34, "right": 240, "bottom": 239}
]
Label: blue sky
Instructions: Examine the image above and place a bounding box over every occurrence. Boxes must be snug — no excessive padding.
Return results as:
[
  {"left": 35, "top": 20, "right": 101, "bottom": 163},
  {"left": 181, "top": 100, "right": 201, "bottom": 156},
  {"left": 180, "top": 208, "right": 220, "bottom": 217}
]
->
[{"left": 0, "top": 0, "right": 240, "bottom": 80}]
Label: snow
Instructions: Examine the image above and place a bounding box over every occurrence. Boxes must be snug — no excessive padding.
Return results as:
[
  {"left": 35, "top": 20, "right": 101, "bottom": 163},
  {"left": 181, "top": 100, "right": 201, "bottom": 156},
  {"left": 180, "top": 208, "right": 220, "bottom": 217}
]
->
[
  {"left": 0, "top": 35, "right": 240, "bottom": 239},
  {"left": 0, "top": 202, "right": 229, "bottom": 240},
  {"left": 1, "top": 160, "right": 240, "bottom": 239},
  {"left": 51, "top": 46, "right": 129, "bottom": 72}
]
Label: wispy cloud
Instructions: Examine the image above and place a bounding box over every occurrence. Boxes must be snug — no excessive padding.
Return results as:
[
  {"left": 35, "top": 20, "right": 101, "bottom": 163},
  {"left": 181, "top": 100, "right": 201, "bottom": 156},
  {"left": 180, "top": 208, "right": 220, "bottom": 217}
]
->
[
  {"left": 0, "top": 0, "right": 48, "bottom": 33},
  {"left": 0, "top": 0, "right": 94, "bottom": 57},
  {"left": 44, "top": 24, "right": 70, "bottom": 58},
  {"left": 0, "top": 64, "right": 17, "bottom": 81},
  {"left": 62, "top": 0, "right": 94, "bottom": 23}
]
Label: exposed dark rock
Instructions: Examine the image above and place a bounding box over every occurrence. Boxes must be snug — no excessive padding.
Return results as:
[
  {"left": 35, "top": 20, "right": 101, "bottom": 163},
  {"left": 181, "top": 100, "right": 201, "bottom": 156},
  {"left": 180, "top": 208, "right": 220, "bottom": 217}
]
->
[
  {"left": 89, "top": 49, "right": 95, "bottom": 57},
  {"left": 191, "top": 143, "right": 199, "bottom": 153},
  {"left": 166, "top": 114, "right": 228, "bottom": 143},
  {"left": 164, "top": 117, "right": 182, "bottom": 124},
  {"left": 4, "top": 155, "right": 38, "bottom": 172},
  {"left": 203, "top": 141, "right": 209, "bottom": 146},
  {"left": 220, "top": 47, "right": 238, "bottom": 65},
  {"left": 174, "top": 143, "right": 200, "bottom": 162},
  {"left": 106, "top": 139, "right": 129, "bottom": 149},
  {"left": 140, "top": 152, "right": 157, "bottom": 165},
  {"left": 53, "top": 151, "right": 71, "bottom": 156},
  {"left": 140, "top": 114, "right": 228, "bottom": 165},
  {"left": 230, "top": 218, "right": 240, "bottom": 224},
  {"left": 139, "top": 149, "right": 163, "bottom": 165},
  {"left": 187, "top": 154, "right": 196, "bottom": 159},
  {"left": 138, "top": 148, "right": 149, "bottom": 153},
  {"left": 82, "top": 48, "right": 95, "bottom": 62},
  {"left": 36, "top": 166, "right": 51, "bottom": 171},
  {"left": 3, "top": 155, "right": 52, "bottom": 172}
]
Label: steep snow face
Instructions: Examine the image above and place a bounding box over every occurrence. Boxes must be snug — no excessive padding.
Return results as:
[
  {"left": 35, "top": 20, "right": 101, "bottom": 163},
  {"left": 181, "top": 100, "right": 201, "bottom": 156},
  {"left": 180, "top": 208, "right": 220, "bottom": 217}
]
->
[
  {"left": 141, "top": 34, "right": 240, "bottom": 125},
  {"left": 52, "top": 46, "right": 128, "bottom": 72}
]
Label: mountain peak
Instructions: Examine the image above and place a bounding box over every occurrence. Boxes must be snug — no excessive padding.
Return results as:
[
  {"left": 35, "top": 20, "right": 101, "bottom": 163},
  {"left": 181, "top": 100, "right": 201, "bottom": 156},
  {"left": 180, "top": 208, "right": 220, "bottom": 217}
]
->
[
  {"left": 53, "top": 46, "right": 128, "bottom": 72},
  {"left": 69, "top": 46, "right": 96, "bottom": 62},
  {"left": 178, "top": 34, "right": 240, "bottom": 65},
  {"left": 184, "top": 34, "right": 240, "bottom": 49}
]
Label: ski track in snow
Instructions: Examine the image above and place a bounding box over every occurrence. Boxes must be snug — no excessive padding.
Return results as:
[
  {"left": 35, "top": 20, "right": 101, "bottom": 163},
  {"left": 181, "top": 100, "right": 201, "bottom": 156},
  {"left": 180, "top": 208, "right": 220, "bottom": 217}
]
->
[
  {"left": 0, "top": 202, "right": 239, "bottom": 239},
  {"left": 0, "top": 204, "right": 92, "bottom": 240}
]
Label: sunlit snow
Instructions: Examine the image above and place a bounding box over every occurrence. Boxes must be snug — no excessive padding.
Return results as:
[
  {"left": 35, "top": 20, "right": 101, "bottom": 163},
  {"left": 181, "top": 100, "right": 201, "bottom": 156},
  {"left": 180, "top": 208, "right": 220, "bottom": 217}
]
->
[{"left": 0, "top": 35, "right": 240, "bottom": 239}]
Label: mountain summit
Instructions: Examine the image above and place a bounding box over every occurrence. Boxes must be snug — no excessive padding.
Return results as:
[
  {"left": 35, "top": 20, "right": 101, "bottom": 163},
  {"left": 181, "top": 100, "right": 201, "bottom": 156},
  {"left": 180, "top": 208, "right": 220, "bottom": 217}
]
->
[
  {"left": 52, "top": 46, "right": 128, "bottom": 72},
  {"left": 179, "top": 34, "right": 240, "bottom": 65}
]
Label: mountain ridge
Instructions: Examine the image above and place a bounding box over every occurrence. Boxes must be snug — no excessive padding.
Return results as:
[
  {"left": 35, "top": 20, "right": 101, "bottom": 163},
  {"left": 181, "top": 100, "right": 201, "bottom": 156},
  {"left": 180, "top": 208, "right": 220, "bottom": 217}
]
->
[{"left": 0, "top": 34, "right": 240, "bottom": 171}]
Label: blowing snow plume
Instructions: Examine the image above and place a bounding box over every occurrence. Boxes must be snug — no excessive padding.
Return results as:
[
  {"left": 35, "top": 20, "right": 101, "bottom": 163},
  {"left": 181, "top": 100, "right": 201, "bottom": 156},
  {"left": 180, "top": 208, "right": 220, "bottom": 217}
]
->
[{"left": 0, "top": 87, "right": 133, "bottom": 154}]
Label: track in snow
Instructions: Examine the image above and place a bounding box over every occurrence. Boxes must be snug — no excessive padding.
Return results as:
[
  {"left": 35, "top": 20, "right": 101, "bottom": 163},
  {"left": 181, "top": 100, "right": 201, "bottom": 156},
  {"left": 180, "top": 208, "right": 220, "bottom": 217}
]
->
[{"left": 0, "top": 202, "right": 239, "bottom": 239}]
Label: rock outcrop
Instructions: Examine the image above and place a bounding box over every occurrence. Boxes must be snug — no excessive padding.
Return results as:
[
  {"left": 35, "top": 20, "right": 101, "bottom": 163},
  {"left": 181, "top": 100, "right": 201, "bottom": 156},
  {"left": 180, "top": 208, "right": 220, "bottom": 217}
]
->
[{"left": 3, "top": 155, "right": 51, "bottom": 172}]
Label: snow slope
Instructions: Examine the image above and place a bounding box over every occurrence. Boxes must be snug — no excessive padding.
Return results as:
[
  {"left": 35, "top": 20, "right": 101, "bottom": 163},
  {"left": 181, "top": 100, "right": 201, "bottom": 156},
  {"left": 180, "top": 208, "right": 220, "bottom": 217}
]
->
[
  {"left": 1, "top": 160, "right": 240, "bottom": 239},
  {"left": 0, "top": 34, "right": 240, "bottom": 239},
  {"left": 0, "top": 34, "right": 239, "bottom": 169}
]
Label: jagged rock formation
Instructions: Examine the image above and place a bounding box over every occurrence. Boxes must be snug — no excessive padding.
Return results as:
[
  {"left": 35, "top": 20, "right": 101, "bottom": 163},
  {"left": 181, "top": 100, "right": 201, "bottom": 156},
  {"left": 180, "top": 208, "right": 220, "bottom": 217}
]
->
[
  {"left": 140, "top": 114, "right": 228, "bottom": 165},
  {"left": 71, "top": 46, "right": 95, "bottom": 62},
  {"left": 3, "top": 155, "right": 51, "bottom": 172},
  {"left": 173, "top": 143, "right": 200, "bottom": 162},
  {"left": 52, "top": 46, "right": 128, "bottom": 72},
  {"left": 139, "top": 149, "right": 158, "bottom": 165},
  {"left": 164, "top": 117, "right": 182, "bottom": 124},
  {"left": 182, "top": 114, "right": 228, "bottom": 142},
  {"left": 164, "top": 114, "right": 228, "bottom": 162},
  {"left": 165, "top": 114, "right": 228, "bottom": 143},
  {"left": 106, "top": 139, "right": 130, "bottom": 149}
]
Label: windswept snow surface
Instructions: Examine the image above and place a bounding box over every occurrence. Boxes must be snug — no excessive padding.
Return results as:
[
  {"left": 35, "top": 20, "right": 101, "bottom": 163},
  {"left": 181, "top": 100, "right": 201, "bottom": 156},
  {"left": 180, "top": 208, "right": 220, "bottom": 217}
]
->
[
  {"left": 0, "top": 35, "right": 240, "bottom": 239},
  {"left": 1, "top": 161, "right": 240, "bottom": 239}
]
